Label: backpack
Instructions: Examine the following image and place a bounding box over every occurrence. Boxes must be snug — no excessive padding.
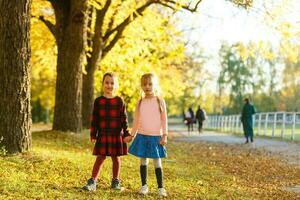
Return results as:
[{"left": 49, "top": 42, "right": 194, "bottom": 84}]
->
[{"left": 197, "top": 109, "right": 206, "bottom": 121}]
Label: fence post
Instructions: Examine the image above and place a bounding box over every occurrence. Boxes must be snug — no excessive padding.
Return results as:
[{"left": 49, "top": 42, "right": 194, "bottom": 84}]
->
[
  {"left": 228, "top": 116, "right": 230, "bottom": 132},
  {"left": 231, "top": 116, "right": 233, "bottom": 133},
  {"left": 257, "top": 113, "right": 261, "bottom": 136},
  {"left": 223, "top": 116, "right": 226, "bottom": 132},
  {"left": 235, "top": 115, "right": 241, "bottom": 133},
  {"left": 264, "top": 113, "right": 269, "bottom": 136},
  {"left": 222, "top": 116, "right": 225, "bottom": 132},
  {"left": 224, "top": 116, "right": 226, "bottom": 131},
  {"left": 227, "top": 116, "right": 229, "bottom": 132},
  {"left": 281, "top": 112, "right": 285, "bottom": 139},
  {"left": 272, "top": 113, "right": 277, "bottom": 138},
  {"left": 291, "top": 112, "right": 296, "bottom": 140},
  {"left": 214, "top": 116, "right": 217, "bottom": 129},
  {"left": 219, "top": 116, "right": 222, "bottom": 130},
  {"left": 234, "top": 115, "right": 240, "bottom": 133},
  {"left": 226, "top": 116, "right": 229, "bottom": 132}
]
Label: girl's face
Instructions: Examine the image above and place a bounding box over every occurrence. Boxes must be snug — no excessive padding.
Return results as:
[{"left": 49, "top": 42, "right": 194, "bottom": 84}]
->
[
  {"left": 141, "top": 78, "right": 154, "bottom": 97},
  {"left": 102, "top": 75, "right": 115, "bottom": 96}
]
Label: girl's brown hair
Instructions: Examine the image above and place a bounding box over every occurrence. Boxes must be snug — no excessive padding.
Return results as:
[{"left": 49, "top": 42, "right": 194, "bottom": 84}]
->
[
  {"left": 101, "top": 72, "right": 119, "bottom": 93},
  {"left": 102, "top": 72, "right": 117, "bottom": 83}
]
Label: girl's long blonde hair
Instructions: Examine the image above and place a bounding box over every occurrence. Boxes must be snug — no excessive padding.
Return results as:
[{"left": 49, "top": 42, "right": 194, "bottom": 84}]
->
[{"left": 138, "top": 73, "right": 163, "bottom": 113}]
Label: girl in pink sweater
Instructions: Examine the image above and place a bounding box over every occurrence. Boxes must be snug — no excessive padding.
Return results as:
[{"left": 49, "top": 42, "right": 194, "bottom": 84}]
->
[{"left": 124, "top": 73, "right": 168, "bottom": 197}]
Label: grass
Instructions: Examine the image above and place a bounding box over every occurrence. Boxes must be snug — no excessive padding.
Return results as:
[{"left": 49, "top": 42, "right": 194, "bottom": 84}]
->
[{"left": 0, "top": 129, "right": 299, "bottom": 199}]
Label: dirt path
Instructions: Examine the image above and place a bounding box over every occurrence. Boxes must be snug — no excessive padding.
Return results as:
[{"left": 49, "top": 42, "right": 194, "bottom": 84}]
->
[{"left": 170, "top": 127, "right": 300, "bottom": 166}]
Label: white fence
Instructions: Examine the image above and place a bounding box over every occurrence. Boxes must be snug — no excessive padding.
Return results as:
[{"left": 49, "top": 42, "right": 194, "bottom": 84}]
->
[{"left": 206, "top": 112, "right": 300, "bottom": 140}]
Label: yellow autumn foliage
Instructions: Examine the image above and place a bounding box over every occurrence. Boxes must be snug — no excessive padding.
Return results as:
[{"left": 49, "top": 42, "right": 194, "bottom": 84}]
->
[{"left": 30, "top": 0, "right": 200, "bottom": 119}]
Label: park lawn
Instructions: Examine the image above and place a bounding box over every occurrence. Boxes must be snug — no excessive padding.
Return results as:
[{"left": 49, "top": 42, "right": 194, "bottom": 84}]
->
[{"left": 0, "top": 131, "right": 299, "bottom": 199}]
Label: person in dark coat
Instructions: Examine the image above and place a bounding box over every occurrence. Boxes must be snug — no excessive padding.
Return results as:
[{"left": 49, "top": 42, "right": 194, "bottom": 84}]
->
[
  {"left": 83, "top": 72, "right": 130, "bottom": 191},
  {"left": 186, "top": 107, "right": 195, "bottom": 133},
  {"left": 241, "top": 98, "right": 256, "bottom": 143},
  {"left": 196, "top": 105, "right": 206, "bottom": 134}
]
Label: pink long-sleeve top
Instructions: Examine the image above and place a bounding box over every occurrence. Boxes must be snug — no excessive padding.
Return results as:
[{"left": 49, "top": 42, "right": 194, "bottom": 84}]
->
[{"left": 131, "top": 97, "right": 168, "bottom": 136}]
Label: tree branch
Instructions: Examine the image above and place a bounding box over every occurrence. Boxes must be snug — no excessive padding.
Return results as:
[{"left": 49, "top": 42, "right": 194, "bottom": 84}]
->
[
  {"left": 86, "top": 6, "right": 94, "bottom": 60},
  {"left": 103, "top": 0, "right": 156, "bottom": 41},
  {"left": 102, "top": 30, "right": 122, "bottom": 57},
  {"left": 156, "top": 2, "right": 175, "bottom": 10},
  {"left": 47, "top": 0, "right": 62, "bottom": 13},
  {"left": 102, "top": 0, "right": 203, "bottom": 57},
  {"left": 97, "top": 0, "right": 112, "bottom": 37},
  {"left": 38, "top": 16, "right": 57, "bottom": 38},
  {"left": 159, "top": 0, "right": 202, "bottom": 12},
  {"left": 227, "top": 0, "right": 253, "bottom": 9},
  {"left": 85, "top": 0, "right": 112, "bottom": 68},
  {"left": 105, "top": 1, "right": 123, "bottom": 36}
]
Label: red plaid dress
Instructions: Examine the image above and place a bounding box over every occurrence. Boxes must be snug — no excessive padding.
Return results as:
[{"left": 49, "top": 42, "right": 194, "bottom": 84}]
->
[{"left": 90, "top": 96, "right": 130, "bottom": 156}]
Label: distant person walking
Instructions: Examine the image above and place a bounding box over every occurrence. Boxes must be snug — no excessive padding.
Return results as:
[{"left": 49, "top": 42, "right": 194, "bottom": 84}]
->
[
  {"left": 241, "top": 98, "right": 256, "bottom": 143},
  {"left": 196, "top": 106, "right": 206, "bottom": 133},
  {"left": 185, "top": 107, "right": 195, "bottom": 133}
]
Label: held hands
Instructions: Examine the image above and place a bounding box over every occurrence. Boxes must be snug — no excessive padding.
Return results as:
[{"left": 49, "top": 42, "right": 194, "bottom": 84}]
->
[
  {"left": 123, "top": 135, "right": 133, "bottom": 143},
  {"left": 91, "top": 138, "right": 96, "bottom": 143},
  {"left": 160, "top": 135, "right": 167, "bottom": 146}
]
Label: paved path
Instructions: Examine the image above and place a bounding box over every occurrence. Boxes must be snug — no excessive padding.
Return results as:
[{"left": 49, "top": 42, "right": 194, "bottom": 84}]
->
[{"left": 170, "top": 127, "right": 300, "bottom": 166}]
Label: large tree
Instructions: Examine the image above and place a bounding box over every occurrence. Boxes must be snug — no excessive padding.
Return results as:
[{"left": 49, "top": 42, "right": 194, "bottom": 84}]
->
[
  {"left": 40, "top": 0, "right": 89, "bottom": 132},
  {"left": 39, "top": 0, "right": 201, "bottom": 131},
  {"left": 38, "top": 0, "right": 252, "bottom": 131},
  {"left": 0, "top": 0, "right": 32, "bottom": 153}
]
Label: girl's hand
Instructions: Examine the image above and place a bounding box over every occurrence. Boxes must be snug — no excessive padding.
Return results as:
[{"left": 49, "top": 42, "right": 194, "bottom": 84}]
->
[
  {"left": 123, "top": 135, "right": 132, "bottom": 143},
  {"left": 91, "top": 138, "right": 96, "bottom": 143},
  {"left": 160, "top": 135, "right": 167, "bottom": 146}
]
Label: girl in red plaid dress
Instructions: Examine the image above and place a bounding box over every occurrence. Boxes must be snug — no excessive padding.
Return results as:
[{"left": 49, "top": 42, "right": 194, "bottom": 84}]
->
[{"left": 83, "top": 72, "right": 130, "bottom": 191}]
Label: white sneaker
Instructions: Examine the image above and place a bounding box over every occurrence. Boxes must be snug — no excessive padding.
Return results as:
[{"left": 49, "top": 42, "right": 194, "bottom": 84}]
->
[
  {"left": 158, "top": 188, "right": 167, "bottom": 197},
  {"left": 139, "top": 185, "right": 149, "bottom": 195}
]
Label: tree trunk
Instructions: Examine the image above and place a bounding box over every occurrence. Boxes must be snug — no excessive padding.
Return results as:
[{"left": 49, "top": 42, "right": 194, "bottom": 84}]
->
[
  {"left": 82, "top": 65, "right": 96, "bottom": 128},
  {"left": 82, "top": 49, "right": 103, "bottom": 129},
  {"left": 0, "top": 0, "right": 32, "bottom": 153},
  {"left": 52, "top": 0, "right": 88, "bottom": 133}
]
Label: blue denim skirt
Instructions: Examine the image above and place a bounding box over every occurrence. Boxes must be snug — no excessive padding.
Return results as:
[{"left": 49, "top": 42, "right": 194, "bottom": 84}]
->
[{"left": 128, "top": 133, "right": 167, "bottom": 158}]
